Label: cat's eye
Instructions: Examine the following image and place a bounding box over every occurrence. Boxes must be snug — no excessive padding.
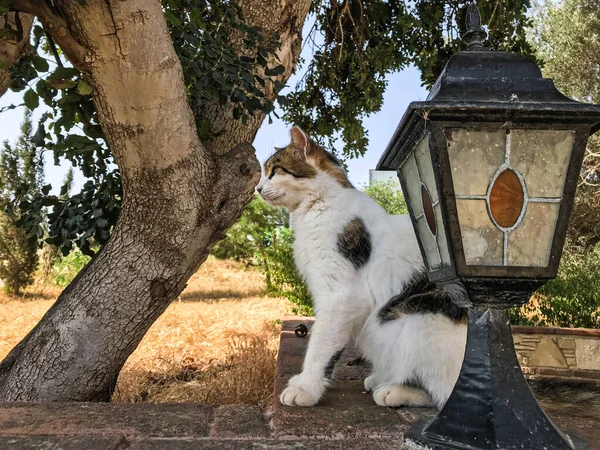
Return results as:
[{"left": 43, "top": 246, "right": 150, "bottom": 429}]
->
[{"left": 270, "top": 167, "right": 294, "bottom": 179}]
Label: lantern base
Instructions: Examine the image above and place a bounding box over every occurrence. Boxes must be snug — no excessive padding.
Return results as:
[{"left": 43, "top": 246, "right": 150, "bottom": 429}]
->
[{"left": 403, "top": 308, "right": 588, "bottom": 450}]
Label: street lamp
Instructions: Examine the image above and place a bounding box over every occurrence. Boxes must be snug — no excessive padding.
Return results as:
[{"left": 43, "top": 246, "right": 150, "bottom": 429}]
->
[{"left": 377, "top": 4, "right": 600, "bottom": 449}]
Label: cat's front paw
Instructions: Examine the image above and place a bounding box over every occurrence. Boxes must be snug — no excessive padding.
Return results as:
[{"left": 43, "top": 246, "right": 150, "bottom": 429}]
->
[
  {"left": 279, "top": 375, "right": 322, "bottom": 407},
  {"left": 280, "top": 384, "right": 319, "bottom": 407}
]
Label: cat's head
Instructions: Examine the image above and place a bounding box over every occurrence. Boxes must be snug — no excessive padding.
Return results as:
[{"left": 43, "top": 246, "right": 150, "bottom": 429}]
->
[{"left": 256, "top": 126, "right": 352, "bottom": 210}]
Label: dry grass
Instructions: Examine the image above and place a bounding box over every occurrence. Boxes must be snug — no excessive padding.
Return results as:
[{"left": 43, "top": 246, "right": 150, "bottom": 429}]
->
[{"left": 0, "top": 257, "right": 291, "bottom": 407}]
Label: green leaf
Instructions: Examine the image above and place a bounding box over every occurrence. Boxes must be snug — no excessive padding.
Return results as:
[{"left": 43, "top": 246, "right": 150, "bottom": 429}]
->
[
  {"left": 0, "top": 0, "right": 11, "bottom": 15},
  {"left": 76, "top": 80, "right": 93, "bottom": 96},
  {"left": 42, "top": 184, "right": 52, "bottom": 195},
  {"left": 265, "top": 65, "right": 285, "bottom": 77},
  {"left": 164, "top": 10, "right": 181, "bottom": 27},
  {"left": 50, "top": 67, "right": 80, "bottom": 80},
  {"left": 32, "top": 55, "right": 50, "bottom": 72},
  {"left": 23, "top": 89, "right": 39, "bottom": 109},
  {"left": 47, "top": 79, "right": 78, "bottom": 90}
]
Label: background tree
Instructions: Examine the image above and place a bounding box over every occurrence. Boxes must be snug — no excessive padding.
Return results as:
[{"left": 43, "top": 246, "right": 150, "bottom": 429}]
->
[
  {"left": 0, "top": 0, "right": 532, "bottom": 402},
  {"left": 0, "top": 110, "right": 43, "bottom": 295},
  {"left": 531, "top": 0, "right": 600, "bottom": 248},
  {"left": 510, "top": 0, "right": 600, "bottom": 328}
]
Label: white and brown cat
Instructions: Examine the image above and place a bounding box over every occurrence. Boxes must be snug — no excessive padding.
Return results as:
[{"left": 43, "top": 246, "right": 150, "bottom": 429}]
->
[{"left": 256, "top": 126, "right": 467, "bottom": 409}]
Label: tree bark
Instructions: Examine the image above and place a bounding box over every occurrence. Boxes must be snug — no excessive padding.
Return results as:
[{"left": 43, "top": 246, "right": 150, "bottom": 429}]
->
[
  {"left": 0, "top": 0, "right": 309, "bottom": 402},
  {"left": 194, "top": 0, "right": 311, "bottom": 154},
  {"left": 0, "top": 12, "right": 34, "bottom": 97}
]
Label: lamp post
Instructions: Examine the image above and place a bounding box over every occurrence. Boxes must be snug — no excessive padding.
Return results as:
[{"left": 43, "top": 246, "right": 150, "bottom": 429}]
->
[{"left": 377, "top": 4, "right": 600, "bottom": 449}]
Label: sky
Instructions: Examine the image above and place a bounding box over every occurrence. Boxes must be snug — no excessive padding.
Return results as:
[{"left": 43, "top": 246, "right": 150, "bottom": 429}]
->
[{"left": 0, "top": 20, "right": 429, "bottom": 193}]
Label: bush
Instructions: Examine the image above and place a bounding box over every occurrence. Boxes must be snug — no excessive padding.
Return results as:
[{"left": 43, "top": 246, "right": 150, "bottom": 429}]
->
[
  {"left": 50, "top": 250, "right": 91, "bottom": 287},
  {"left": 361, "top": 180, "right": 407, "bottom": 215},
  {"left": 262, "top": 228, "right": 313, "bottom": 316},
  {"left": 0, "top": 111, "right": 44, "bottom": 295},
  {"left": 212, "top": 196, "right": 288, "bottom": 263},
  {"left": 0, "top": 211, "right": 38, "bottom": 295},
  {"left": 510, "top": 244, "right": 600, "bottom": 328}
]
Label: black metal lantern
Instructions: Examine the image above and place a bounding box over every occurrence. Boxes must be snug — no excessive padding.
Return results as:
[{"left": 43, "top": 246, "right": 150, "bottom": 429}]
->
[{"left": 377, "top": 4, "right": 600, "bottom": 450}]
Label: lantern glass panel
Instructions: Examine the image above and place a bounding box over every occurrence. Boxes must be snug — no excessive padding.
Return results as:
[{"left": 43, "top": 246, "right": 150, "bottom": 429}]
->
[
  {"left": 399, "top": 136, "right": 451, "bottom": 271},
  {"left": 456, "top": 199, "right": 503, "bottom": 265},
  {"left": 446, "top": 127, "right": 576, "bottom": 268},
  {"left": 511, "top": 130, "right": 574, "bottom": 197},
  {"left": 507, "top": 202, "right": 560, "bottom": 266},
  {"left": 447, "top": 129, "right": 505, "bottom": 196}
]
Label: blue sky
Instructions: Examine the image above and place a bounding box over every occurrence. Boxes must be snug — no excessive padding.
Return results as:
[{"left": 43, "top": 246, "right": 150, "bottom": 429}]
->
[{"left": 0, "top": 22, "right": 428, "bottom": 192}]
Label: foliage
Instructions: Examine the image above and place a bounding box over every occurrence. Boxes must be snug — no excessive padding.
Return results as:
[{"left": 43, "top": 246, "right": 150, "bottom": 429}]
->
[
  {"left": 362, "top": 180, "right": 407, "bottom": 214},
  {"left": 531, "top": 0, "right": 600, "bottom": 248},
  {"left": 2, "top": 0, "right": 284, "bottom": 256},
  {"left": 510, "top": 243, "right": 600, "bottom": 329},
  {"left": 0, "top": 111, "right": 44, "bottom": 294},
  {"left": 262, "top": 227, "right": 313, "bottom": 316},
  {"left": 165, "top": 0, "right": 286, "bottom": 131},
  {"left": 1, "top": 1, "right": 535, "bottom": 257},
  {"left": 49, "top": 249, "right": 91, "bottom": 287},
  {"left": 212, "top": 195, "right": 288, "bottom": 262},
  {"left": 285, "top": 0, "right": 535, "bottom": 158}
]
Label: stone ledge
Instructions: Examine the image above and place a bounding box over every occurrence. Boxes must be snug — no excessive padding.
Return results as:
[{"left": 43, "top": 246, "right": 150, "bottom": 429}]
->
[{"left": 0, "top": 317, "right": 598, "bottom": 449}]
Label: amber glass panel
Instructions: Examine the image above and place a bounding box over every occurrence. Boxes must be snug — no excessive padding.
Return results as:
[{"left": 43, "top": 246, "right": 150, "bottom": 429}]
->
[
  {"left": 421, "top": 184, "right": 437, "bottom": 236},
  {"left": 507, "top": 203, "right": 560, "bottom": 267},
  {"left": 489, "top": 168, "right": 525, "bottom": 229},
  {"left": 446, "top": 129, "right": 506, "bottom": 196},
  {"left": 511, "top": 130, "right": 574, "bottom": 198},
  {"left": 456, "top": 199, "right": 503, "bottom": 266}
]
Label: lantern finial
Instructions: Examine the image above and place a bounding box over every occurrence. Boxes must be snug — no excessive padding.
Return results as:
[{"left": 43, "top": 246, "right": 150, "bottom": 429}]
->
[{"left": 462, "top": 2, "right": 487, "bottom": 50}]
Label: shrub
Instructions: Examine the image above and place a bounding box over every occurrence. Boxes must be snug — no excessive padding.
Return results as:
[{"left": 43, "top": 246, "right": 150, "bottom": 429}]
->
[
  {"left": 510, "top": 243, "right": 600, "bottom": 328},
  {"left": 0, "top": 111, "right": 44, "bottom": 295},
  {"left": 361, "top": 180, "right": 407, "bottom": 215},
  {"left": 51, "top": 250, "right": 92, "bottom": 287},
  {"left": 212, "top": 195, "right": 288, "bottom": 263},
  {"left": 0, "top": 211, "right": 38, "bottom": 295},
  {"left": 262, "top": 228, "right": 313, "bottom": 316}
]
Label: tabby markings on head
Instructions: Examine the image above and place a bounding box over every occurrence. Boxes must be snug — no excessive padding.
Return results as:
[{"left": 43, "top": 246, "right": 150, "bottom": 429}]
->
[
  {"left": 337, "top": 217, "right": 372, "bottom": 269},
  {"left": 263, "top": 138, "right": 353, "bottom": 189}
]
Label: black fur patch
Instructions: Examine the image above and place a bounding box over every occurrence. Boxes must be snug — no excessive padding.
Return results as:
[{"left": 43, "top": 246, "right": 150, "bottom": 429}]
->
[
  {"left": 324, "top": 349, "right": 345, "bottom": 379},
  {"left": 378, "top": 271, "right": 467, "bottom": 324},
  {"left": 337, "top": 217, "right": 372, "bottom": 269}
]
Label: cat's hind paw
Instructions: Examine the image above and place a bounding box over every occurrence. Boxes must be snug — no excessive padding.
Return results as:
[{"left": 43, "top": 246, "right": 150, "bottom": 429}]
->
[
  {"left": 280, "top": 384, "right": 320, "bottom": 407},
  {"left": 373, "top": 384, "right": 433, "bottom": 408}
]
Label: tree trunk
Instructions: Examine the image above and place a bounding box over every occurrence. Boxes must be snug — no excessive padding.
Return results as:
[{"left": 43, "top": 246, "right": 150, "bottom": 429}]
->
[
  {"left": 0, "top": 12, "right": 34, "bottom": 97},
  {"left": 0, "top": 0, "right": 309, "bottom": 402}
]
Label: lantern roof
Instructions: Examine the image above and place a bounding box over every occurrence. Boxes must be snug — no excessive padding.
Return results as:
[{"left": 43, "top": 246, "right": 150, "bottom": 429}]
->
[{"left": 378, "top": 3, "right": 600, "bottom": 171}]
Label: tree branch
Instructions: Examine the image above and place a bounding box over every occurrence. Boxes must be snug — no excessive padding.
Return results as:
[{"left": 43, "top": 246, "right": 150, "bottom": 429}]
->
[{"left": 12, "top": 0, "right": 89, "bottom": 72}]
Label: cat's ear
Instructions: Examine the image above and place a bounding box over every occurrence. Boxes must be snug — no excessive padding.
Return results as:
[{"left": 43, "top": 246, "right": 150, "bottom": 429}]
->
[{"left": 290, "top": 126, "right": 311, "bottom": 158}]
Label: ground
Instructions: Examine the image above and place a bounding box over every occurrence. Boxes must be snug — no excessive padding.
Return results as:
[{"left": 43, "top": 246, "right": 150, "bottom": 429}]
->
[{"left": 0, "top": 257, "right": 292, "bottom": 407}]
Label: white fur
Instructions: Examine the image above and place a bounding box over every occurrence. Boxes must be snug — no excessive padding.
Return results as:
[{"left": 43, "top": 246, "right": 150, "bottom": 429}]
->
[{"left": 257, "top": 130, "right": 467, "bottom": 409}]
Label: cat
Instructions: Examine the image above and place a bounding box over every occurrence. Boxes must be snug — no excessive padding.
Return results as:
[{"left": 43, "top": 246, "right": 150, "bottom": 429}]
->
[{"left": 256, "top": 126, "right": 468, "bottom": 409}]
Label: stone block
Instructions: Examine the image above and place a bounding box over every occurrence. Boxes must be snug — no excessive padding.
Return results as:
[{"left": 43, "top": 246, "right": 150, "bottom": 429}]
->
[
  {"left": 210, "top": 405, "right": 268, "bottom": 438},
  {"left": 529, "top": 336, "right": 568, "bottom": 368},
  {"left": 0, "top": 403, "right": 214, "bottom": 438},
  {"left": 559, "top": 338, "right": 576, "bottom": 350},
  {"left": 576, "top": 339, "right": 600, "bottom": 371}
]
